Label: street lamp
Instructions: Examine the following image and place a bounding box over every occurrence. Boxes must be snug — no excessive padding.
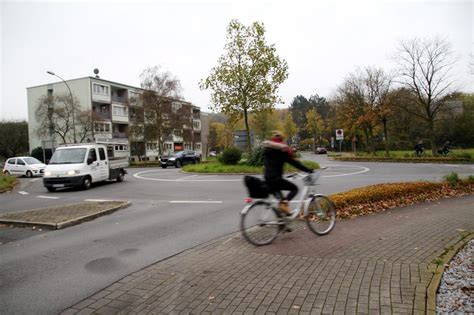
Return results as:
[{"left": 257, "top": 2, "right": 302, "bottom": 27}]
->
[{"left": 46, "top": 71, "right": 77, "bottom": 143}]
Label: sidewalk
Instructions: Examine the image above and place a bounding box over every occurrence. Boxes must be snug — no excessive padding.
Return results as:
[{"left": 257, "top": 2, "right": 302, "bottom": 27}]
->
[{"left": 63, "top": 196, "right": 474, "bottom": 314}]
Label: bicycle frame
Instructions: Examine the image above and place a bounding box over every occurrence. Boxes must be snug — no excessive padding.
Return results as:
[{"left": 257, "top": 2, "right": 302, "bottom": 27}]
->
[{"left": 241, "top": 171, "right": 323, "bottom": 220}]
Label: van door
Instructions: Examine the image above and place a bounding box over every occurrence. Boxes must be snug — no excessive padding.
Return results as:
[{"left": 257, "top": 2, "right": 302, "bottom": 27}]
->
[
  {"left": 86, "top": 148, "right": 101, "bottom": 182},
  {"left": 97, "top": 147, "right": 109, "bottom": 180}
]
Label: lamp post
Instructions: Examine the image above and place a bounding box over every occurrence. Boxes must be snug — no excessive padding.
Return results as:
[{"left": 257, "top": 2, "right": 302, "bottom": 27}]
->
[{"left": 47, "top": 71, "right": 77, "bottom": 143}]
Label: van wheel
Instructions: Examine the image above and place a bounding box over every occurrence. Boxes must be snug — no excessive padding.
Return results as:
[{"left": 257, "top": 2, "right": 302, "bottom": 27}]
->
[
  {"left": 46, "top": 187, "right": 56, "bottom": 192},
  {"left": 3, "top": 170, "right": 10, "bottom": 176},
  {"left": 26, "top": 171, "right": 33, "bottom": 178},
  {"left": 82, "top": 176, "right": 92, "bottom": 190},
  {"left": 117, "top": 171, "right": 124, "bottom": 182}
]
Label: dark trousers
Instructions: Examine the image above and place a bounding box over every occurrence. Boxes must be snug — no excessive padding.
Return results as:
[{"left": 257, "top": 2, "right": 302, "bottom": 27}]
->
[{"left": 266, "top": 178, "right": 299, "bottom": 201}]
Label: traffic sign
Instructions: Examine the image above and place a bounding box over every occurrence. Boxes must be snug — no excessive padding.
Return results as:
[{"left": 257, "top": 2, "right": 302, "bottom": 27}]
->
[{"left": 335, "top": 129, "right": 344, "bottom": 141}]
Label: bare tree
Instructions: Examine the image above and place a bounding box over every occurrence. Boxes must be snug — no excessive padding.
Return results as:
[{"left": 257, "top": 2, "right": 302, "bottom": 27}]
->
[
  {"left": 140, "top": 66, "right": 183, "bottom": 155},
  {"left": 35, "top": 94, "right": 80, "bottom": 144},
  {"left": 394, "top": 37, "right": 457, "bottom": 154},
  {"left": 76, "top": 110, "right": 101, "bottom": 143}
]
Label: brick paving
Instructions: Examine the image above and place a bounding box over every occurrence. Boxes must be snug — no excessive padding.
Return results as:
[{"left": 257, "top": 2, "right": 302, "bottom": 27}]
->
[{"left": 64, "top": 195, "right": 474, "bottom": 314}]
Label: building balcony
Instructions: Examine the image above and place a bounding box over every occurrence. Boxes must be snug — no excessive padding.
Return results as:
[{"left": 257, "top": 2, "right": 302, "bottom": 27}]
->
[{"left": 112, "top": 132, "right": 128, "bottom": 138}]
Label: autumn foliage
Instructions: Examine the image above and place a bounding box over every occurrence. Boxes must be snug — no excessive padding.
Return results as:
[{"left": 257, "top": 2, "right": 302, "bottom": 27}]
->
[{"left": 330, "top": 181, "right": 474, "bottom": 219}]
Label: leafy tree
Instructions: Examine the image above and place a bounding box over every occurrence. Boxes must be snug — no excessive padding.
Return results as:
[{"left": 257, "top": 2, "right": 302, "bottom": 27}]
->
[
  {"left": 283, "top": 111, "right": 298, "bottom": 145},
  {"left": 289, "top": 95, "right": 311, "bottom": 140},
  {"left": 305, "top": 108, "right": 324, "bottom": 153},
  {"left": 209, "top": 122, "right": 233, "bottom": 150},
  {"left": 200, "top": 19, "right": 289, "bottom": 153},
  {"left": 394, "top": 37, "right": 457, "bottom": 154},
  {"left": 0, "top": 120, "right": 29, "bottom": 158},
  {"left": 251, "top": 109, "right": 279, "bottom": 142},
  {"left": 140, "top": 66, "right": 183, "bottom": 155}
]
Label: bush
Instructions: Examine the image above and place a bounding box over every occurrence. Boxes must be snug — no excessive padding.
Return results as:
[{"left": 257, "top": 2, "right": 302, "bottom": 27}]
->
[
  {"left": 31, "top": 146, "right": 52, "bottom": 163},
  {"left": 468, "top": 175, "right": 474, "bottom": 183},
  {"left": 443, "top": 172, "right": 459, "bottom": 186},
  {"left": 247, "top": 146, "right": 264, "bottom": 167},
  {"left": 218, "top": 147, "right": 242, "bottom": 165}
]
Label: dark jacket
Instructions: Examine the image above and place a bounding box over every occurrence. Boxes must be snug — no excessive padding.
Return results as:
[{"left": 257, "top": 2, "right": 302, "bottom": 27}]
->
[{"left": 263, "top": 141, "right": 312, "bottom": 182}]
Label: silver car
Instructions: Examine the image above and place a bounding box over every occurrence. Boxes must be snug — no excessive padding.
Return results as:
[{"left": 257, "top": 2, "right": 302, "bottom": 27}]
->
[{"left": 3, "top": 157, "right": 46, "bottom": 177}]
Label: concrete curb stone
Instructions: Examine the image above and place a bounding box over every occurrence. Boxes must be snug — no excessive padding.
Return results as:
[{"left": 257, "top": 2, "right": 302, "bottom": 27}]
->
[{"left": 0, "top": 201, "right": 131, "bottom": 230}]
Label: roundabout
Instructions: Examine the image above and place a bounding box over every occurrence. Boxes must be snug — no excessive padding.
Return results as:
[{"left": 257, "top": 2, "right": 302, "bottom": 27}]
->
[{"left": 132, "top": 164, "right": 371, "bottom": 182}]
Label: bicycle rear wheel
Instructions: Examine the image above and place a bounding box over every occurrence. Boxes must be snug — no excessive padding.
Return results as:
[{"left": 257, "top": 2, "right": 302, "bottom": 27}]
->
[
  {"left": 305, "top": 195, "right": 336, "bottom": 235},
  {"left": 240, "top": 201, "right": 282, "bottom": 246}
]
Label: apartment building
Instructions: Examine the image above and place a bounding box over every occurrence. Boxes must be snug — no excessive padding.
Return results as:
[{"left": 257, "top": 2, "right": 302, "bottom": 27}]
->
[{"left": 27, "top": 76, "right": 203, "bottom": 160}]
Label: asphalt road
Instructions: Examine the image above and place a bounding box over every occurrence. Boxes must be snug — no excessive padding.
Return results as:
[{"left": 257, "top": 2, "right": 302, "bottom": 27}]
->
[{"left": 0, "top": 154, "right": 473, "bottom": 313}]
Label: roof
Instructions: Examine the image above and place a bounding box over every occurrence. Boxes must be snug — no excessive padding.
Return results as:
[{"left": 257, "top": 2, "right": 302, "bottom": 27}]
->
[{"left": 27, "top": 76, "right": 194, "bottom": 106}]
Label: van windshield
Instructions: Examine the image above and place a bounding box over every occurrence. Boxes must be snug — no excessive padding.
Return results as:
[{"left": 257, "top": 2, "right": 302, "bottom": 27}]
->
[{"left": 49, "top": 148, "right": 87, "bottom": 164}]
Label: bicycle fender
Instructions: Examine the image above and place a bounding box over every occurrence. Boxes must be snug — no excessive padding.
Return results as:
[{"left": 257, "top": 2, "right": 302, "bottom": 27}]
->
[{"left": 241, "top": 204, "right": 253, "bottom": 215}]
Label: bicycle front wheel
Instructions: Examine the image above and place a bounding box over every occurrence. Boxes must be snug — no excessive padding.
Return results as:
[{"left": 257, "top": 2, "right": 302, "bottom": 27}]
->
[
  {"left": 240, "top": 201, "right": 282, "bottom": 246},
  {"left": 306, "top": 195, "right": 336, "bottom": 235}
]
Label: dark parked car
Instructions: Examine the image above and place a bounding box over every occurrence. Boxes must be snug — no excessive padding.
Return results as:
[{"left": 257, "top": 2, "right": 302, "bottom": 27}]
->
[
  {"left": 160, "top": 150, "right": 201, "bottom": 168},
  {"left": 316, "top": 147, "right": 327, "bottom": 154}
]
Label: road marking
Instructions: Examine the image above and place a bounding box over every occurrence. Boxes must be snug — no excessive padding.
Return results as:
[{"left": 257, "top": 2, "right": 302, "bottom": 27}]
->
[
  {"left": 320, "top": 165, "right": 370, "bottom": 178},
  {"left": 37, "top": 196, "right": 60, "bottom": 199},
  {"left": 176, "top": 175, "right": 199, "bottom": 181},
  {"left": 170, "top": 200, "right": 223, "bottom": 204},
  {"left": 84, "top": 199, "right": 114, "bottom": 202},
  {"left": 30, "top": 178, "right": 41, "bottom": 182},
  {"left": 134, "top": 170, "right": 240, "bottom": 182},
  {"left": 18, "top": 191, "right": 29, "bottom": 195},
  {"left": 134, "top": 165, "right": 370, "bottom": 182}
]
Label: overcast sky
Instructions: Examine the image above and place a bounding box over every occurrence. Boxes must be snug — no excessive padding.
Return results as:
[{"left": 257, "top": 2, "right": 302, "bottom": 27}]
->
[{"left": 1, "top": 0, "right": 472, "bottom": 121}]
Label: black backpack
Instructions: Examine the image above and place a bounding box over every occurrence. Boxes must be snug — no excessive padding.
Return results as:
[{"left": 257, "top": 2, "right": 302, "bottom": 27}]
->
[{"left": 244, "top": 176, "right": 270, "bottom": 198}]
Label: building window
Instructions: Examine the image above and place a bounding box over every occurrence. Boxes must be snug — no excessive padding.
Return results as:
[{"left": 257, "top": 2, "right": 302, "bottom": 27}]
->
[
  {"left": 129, "top": 91, "right": 140, "bottom": 100},
  {"left": 164, "top": 143, "right": 172, "bottom": 151},
  {"left": 195, "top": 143, "right": 201, "bottom": 150},
  {"left": 146, "top": 143, "right": 157, "bottom": 151},
  {"left": 93, "top": 83, "right": 109, "bottom": 95},
  {"left": 113, "top": 105, "right": 127, "bottom": 116},
  {"left": 114, "top": 145, "right": 128, "bottom": 151},
  {"left": 193, "top": 120, "right": 201, "bottom": 129},
  {"left": 94, "top": 122, "right": 111, "bottom": 133}
]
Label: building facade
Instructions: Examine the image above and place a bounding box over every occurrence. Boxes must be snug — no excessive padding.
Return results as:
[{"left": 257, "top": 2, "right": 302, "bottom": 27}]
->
[{"left": 27, "top": 76, "right": 203, "bottom": 160}]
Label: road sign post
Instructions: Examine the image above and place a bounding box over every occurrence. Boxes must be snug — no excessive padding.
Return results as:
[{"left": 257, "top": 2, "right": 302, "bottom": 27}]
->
[{"left": 335, "top": 129, "right": 344, "bottom": 153}]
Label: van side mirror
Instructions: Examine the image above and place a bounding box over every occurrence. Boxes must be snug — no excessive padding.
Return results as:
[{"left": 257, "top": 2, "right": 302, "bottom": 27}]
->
[{"left": 87, "top": 157, "right": 93, "bottom": 165}]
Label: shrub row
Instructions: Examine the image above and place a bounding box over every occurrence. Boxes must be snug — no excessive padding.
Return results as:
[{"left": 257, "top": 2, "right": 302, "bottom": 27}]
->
[{"left": 330, "top": 181, "right": 474, "bottom": 219}]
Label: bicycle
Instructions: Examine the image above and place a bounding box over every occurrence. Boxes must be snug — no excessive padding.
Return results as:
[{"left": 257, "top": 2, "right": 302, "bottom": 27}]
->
[{"left": 240, "top": 169, "right": 336, "bottom": 246}]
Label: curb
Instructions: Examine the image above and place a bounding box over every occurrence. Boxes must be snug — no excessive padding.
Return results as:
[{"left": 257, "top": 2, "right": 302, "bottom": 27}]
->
[
  {"left": 425, "top": 232, "right": 474, "bottom": 314},
  {"left": 0, "top": 201, "right": 131, "bottom": 230}
]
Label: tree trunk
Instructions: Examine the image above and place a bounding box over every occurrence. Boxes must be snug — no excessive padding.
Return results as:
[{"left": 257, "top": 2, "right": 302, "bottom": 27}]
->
[
  {"left": 382, "top": 117, "right": 389, "bottom": 157},
  {"left": 428, "top": 118, "right": 436, "bottom": 155},
  {"left": 243, "top": 107, "right": 251, "bottom": 153}
]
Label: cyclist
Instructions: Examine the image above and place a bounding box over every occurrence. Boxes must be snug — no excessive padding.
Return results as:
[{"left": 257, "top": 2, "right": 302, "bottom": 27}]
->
[{"left": 263, "top": 130, "right": 313, "bottom": 216}]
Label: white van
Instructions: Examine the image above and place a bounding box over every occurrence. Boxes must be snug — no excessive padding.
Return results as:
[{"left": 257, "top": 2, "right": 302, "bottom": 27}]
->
[{"left": 43, "top": 144, "right": 128, "bottom": 192}]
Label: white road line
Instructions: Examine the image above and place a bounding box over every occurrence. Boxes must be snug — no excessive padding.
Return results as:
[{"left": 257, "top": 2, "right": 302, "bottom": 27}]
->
[
  {"left": 176, "top": 175, "right": 199, "bottom": 181},
  {"left": 170, "top": 200, "right": 223, "bottom": 204},
  {"left": 37, "top": 196, "right": 60, "bottom": 199},
  {"left": 134, "top": 170, "right": 240, "bottom": 182},
  {"left": 134, "top": 165, "right": 370, "bottom": 182},
  {"left": 30, "top": 178, "right": 41, "bottom": 182},
  {"left": 18, "top": 191, "right": 29, "bottom": 195},
  {"left": 84, "top": 199, "right": 113, "bottom": 202}
]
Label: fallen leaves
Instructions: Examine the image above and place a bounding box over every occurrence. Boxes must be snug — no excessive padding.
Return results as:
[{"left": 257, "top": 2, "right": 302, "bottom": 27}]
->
[{"left": 330, "top": 181, "right": 474, "bottom": 219}]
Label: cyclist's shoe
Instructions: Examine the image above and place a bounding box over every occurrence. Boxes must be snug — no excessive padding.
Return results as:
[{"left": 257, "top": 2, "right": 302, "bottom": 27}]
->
[
  {"left": 285, "top": 221, "right": 294, "bottom": 232},
  {"left": 279, "top": 201, "right": 291, "bottom": 216}
]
